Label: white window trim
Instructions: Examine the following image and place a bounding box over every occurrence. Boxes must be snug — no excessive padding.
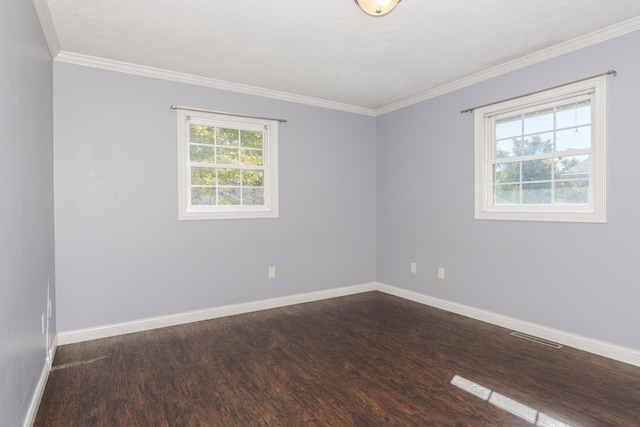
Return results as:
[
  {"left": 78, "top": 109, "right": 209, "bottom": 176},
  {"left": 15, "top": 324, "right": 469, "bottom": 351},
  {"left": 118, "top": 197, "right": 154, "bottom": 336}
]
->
[
  {"left": 177, "top": 109, "right": 279, "bottom": 220},
  {"left": 474, "top": 76, "right": 607, "bottom": 223}
]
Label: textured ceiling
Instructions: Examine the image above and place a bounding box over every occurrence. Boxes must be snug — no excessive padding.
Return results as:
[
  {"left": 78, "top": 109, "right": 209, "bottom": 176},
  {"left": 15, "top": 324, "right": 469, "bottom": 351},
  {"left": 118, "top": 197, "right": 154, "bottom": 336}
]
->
[{"left": 43, "top": 0, "right": 640, "bottom": 110}]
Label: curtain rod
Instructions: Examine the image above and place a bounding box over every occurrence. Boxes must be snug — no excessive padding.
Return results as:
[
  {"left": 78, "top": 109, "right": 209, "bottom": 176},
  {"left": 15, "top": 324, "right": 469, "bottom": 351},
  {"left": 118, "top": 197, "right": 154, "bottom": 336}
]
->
[
  {"left": 460, "top": 70, "right": 617, "bottom": 114},
  {"left": 170, "top": 105, "right": 287, "bottom": 123}
]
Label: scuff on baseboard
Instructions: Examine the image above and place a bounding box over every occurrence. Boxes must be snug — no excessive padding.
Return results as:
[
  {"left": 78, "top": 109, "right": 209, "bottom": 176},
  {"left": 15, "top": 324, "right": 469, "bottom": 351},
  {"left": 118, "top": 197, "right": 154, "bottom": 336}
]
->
[{"left": 510, "top": 331, "right": 564, "bottom": 349}]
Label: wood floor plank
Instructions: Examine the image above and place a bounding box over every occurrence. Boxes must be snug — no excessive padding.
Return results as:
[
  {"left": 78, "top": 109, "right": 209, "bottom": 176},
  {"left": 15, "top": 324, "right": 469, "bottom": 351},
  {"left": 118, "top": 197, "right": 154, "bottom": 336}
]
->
[{"left": 35, "top": 292, "right": 640, "bottom": 426}]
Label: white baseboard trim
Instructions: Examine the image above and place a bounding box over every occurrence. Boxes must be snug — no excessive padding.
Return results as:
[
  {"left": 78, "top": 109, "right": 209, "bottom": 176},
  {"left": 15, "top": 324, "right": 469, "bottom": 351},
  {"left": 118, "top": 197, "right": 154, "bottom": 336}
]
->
[
  {"left": 22, "top": 336, "right": 57, "bottom": 427},
  {"left": 57, "top": 282, "right": 377, "bottom": 345},
  {"left": 55, "top": 281, "right": 640, "bottom": 367},
  {"left": 376, "top": 282, "right": 640, "bottom": 367}
]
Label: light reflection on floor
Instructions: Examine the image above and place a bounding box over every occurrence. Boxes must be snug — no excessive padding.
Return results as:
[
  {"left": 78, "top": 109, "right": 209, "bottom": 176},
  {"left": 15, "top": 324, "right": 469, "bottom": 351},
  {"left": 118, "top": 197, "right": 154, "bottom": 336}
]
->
[{"left": 450, "top": 375, "right": 581, "bottom": 427}]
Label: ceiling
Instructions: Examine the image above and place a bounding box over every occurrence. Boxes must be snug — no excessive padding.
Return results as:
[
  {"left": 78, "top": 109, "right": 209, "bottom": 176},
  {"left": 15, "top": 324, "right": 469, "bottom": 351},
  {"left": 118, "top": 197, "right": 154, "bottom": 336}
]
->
[{"left": 38, "top": 0, "right": 640, "bottom": 112}]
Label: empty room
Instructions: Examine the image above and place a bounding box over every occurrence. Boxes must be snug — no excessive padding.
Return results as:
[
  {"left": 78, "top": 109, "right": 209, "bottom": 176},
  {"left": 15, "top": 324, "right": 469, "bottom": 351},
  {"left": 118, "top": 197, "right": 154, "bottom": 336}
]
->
[{"left": 3, "top": 0, "right": 640, "bottom": 426}]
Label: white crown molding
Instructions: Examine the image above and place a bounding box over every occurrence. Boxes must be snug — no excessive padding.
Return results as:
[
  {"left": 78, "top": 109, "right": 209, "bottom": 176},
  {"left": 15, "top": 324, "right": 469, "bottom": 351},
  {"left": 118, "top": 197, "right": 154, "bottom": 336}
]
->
[
  {"left": 42, "top": 15, "right": 640, "bottom": 116},
  {"left": 57, "top": 282, "right": 377, "bottom": 345},
  {"left": 53, "top": 51, "right": 377, "bottom": 117},
  {"left": 376, "top": 15, "right": 640, "bottom": 115},
  {"left": 376, "top": 283, "right": 640, "bottom": 368},
  {"left": 31, "top": 0, "right": 60, "bottom": 59}
]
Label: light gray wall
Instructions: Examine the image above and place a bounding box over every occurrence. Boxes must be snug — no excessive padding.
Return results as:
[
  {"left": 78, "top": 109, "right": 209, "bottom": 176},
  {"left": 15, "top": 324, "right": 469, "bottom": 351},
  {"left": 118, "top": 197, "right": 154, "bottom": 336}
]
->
[
  {"left": 52, "top": 23, "right": 640, "bottom": 352},
  {"left": 376, "top": 30, "right": 640, "bottom": 350},
  {"left": 53, "top": 63, "right": 377, "bottom": 332},
  {"left": 0, "top": 0, "right": 55, "bottom": 425}
]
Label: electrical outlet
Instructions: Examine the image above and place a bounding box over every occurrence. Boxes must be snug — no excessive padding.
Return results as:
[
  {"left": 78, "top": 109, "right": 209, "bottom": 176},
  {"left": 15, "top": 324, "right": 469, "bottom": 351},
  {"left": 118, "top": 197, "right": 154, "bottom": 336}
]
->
[
  {"left": 438, "top": 267, "right": 445, "bottom": 279},
  {"left": 41, "top": 313, "right": 46, "bottom": 334},
  {"left": 268, "top": 266, "right": 276, "bottom": 279},
  {"left": 49, "top": 298, "right": 53, "bottom": 318},
  {"left": 411, "top": 262, "right": 417, "bottom": 274}
]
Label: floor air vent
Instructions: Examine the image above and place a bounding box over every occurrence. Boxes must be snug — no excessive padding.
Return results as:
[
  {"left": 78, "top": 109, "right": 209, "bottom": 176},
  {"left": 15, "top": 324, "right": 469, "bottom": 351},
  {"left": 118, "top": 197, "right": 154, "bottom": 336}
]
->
[{"left": 510, "top": 332, "right": 564, "bottom": 349}]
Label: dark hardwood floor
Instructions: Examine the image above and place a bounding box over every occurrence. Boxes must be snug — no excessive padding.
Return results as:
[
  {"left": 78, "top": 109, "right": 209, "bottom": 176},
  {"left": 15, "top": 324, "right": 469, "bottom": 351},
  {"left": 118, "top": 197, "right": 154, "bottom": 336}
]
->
[{"left": 35, "top": 292, "right": 640, "bottom": 426}]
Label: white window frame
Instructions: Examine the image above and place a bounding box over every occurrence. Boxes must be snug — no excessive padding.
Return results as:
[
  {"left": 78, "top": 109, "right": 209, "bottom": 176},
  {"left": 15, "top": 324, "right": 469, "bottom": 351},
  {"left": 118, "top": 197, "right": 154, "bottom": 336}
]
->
[
  {"left": 474, "top": 76, "right": 607, "bottom": 223},
  {"left": 177, "top": 110, "right": 279, "bottom": 220}
]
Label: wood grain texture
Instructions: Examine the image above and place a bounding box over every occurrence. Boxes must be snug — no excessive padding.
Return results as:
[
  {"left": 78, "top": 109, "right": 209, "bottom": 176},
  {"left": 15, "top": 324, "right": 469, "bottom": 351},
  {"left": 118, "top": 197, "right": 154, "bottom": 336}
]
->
[{"left": 35, "top": 292, "right": 640, "bottom": 426}]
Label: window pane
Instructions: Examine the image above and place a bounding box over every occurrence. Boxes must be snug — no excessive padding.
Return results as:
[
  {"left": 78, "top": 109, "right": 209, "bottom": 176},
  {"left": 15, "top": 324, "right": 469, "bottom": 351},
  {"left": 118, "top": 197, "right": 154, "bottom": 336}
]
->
[
  {"left": 218, "top": 168, "right": 240, "bottom": 186},
  {"left": 240, "top": 130, "right": 263, "bottom": 149},
  {"left": 190, "top": 145, "right": 215, "bottom": 163},
  {"left": 242, "top": 169, "right": 264, "bottom": 187},
  {"left": 218, "top": 187, "right": 241, "bottom": 205},
  {"left": 217, "top": 128, "right": 239, "bottom": 146},
  {"left": 241, "top": 149, "right": 263, "bottom": 166},
  {"left": 179, "top": 110, "right": 278, "bottom": 220},
  {"left": 496, "top": 138, "right": 522, "bottom": 158},
  {"left": 496, "top": 116, "right": 522, "bottom": 140},
  {"left": 495, "top": 162, "right": 520, "bottom": 184},
  {"left": 191, "top": 167, "right": 216, "bottom": 185},
  {"left": 555, "top": 180, "right": 588, "bottom": 204},
  {"left": 216, "top": 147, "right": 239, "bottom": 165},
  {"left": 522, "top": 133, "right": 553, "bottom": 155},
  {"left": 475, "top": 77, "right": 605, "bottom": 222},
  {"left": 555, "top": 155, "right": 589, "bottom": 179},
  {"left": 191, "top": 187, "right": 216, "bottom": 205},
  {"left": 495, "top": 183, "right": 519, "bottom": 204},
  {"left": 556, "top": 103, "right": 590, "bottom": 129},
  {"left": 522, "top": 159, "right": 552, "bottom": 182},
  {"left": 189, "top": 125, "right": 214, "bottom": 144},
  {"left": 556, "top": 126, "right": 591, "bottom": 151},
  {"left": 523, "top": 182, "right": 551, "bottom": 204},
  {"left": 524, "top": 108, "right": 554, "bottom": 135},
  {"left": 242, "top": 188, "right": 265, "bottom": 205}
]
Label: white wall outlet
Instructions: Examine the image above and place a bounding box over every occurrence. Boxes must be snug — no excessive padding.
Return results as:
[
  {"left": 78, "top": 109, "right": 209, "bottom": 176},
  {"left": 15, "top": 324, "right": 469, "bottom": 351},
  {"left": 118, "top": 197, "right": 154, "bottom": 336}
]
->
[
  {"left": 49, "top": 298, "right": 53, "bottom": 318},
  {"left": 41, "top": 313, "right": 46, "bottom": 334},
  {"left": 438, "top": 267, "right": 445, "bottom": 279},
  {"left": 411, "top": 262, "right": 417, "bottom": 274},
  {"left": 268, "top": 266, "right": 276, "bottom": 279}
]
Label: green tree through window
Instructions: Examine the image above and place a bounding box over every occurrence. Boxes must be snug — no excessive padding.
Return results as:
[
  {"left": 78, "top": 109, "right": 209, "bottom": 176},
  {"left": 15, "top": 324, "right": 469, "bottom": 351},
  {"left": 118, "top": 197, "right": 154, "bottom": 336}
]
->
[
  {"left": 177, "top": 109, "right": 279, "bottom": 220},
  {"left": 494, "top": 135, "right": 586, "bottom": 205}
]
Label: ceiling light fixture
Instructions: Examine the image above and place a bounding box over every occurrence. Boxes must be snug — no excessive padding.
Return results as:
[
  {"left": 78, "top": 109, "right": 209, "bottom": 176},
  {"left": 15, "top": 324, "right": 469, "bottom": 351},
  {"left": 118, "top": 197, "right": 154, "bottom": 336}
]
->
[{"left": 354, "top": 0, "right": 402, "bottom": 17}]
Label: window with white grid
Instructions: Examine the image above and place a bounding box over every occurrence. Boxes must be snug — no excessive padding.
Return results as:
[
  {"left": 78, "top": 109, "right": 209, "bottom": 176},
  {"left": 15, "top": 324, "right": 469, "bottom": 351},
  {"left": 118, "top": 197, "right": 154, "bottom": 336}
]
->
[
  {"left": 177, "top": 110, "right": 278, "bottom": 220},
  {"left": 474, "top": 76, "right": 607, "bottom": 222}
]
